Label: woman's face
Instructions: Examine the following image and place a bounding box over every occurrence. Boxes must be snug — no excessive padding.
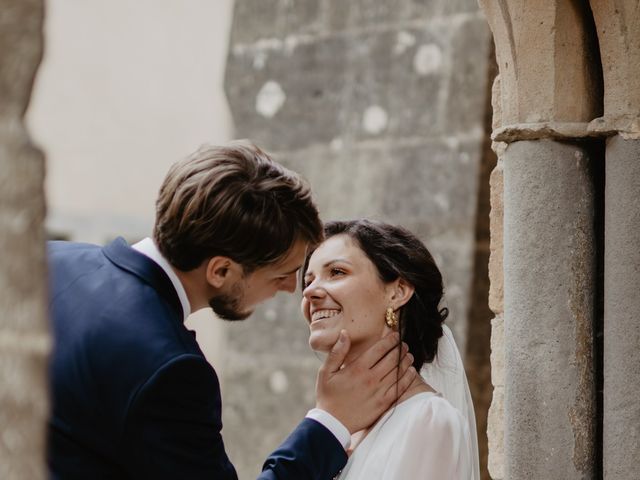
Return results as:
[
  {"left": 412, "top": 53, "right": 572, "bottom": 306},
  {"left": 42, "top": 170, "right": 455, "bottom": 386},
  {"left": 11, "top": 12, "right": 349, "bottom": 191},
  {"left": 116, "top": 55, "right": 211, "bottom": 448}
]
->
[{"left": 301, "top": 234, "right": 395, "bottom": 356}]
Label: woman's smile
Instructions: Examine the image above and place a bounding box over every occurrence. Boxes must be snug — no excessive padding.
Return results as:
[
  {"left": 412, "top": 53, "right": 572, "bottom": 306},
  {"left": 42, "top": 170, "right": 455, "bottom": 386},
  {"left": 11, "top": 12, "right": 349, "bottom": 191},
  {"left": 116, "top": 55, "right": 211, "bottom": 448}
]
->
[{"left": 310, "top": 308, "right": 342, "bottom": 323}]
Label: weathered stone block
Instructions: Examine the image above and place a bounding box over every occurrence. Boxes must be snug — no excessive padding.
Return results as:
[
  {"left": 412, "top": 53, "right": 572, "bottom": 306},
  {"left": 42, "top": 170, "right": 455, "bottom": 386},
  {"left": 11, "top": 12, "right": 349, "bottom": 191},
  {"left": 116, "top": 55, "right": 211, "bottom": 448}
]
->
[
  {"left": 226, "top": 36, "right": 350, "bottom": 151},
  {"left": 326, "top": 0, "right": 482, "bottom": 32},
  {"left": 491, "top": 74, "right": 502, "bottom": 131},
  {"left": 488, "top": 159, "right": 503, "bottom": 314},
  {"left": 229, "top": 0, "right": 322, "bottom": 45},
  {"left": 479, "top": 0, "right": 602, "bottom": 125},
  {"left": 589, "top": 0, "right": 640, "bottom": 121},
  {"left": 487, "top": 384, "right": 504, "bottom": 480},
  {"left": 444, "top": 15, "right": 492, "bottom": 134},
  {"left": 490, "top": 314, "right": 504, "bottom": 387},
  {"left": 338, "top": 27, "right": 448, "bottom": 144},
  {"left": 226, "top": 18, "right": 491, "bottom": 150},
  {"left": 277, "top": 141, "right": 481, "bottom": 229}
]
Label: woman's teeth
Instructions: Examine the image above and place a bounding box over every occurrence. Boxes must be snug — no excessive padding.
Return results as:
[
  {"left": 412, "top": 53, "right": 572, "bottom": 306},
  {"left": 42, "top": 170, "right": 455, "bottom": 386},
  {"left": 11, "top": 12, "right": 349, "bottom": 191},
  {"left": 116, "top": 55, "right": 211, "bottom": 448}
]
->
[{"left": 311, "top": 309, "right": 341, "bottom": 322}]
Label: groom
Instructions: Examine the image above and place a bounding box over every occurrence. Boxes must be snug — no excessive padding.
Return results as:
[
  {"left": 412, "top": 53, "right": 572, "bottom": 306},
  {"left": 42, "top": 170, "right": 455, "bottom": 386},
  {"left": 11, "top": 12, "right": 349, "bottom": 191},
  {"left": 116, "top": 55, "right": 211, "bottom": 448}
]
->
[{"left": 47, "top": 141, "right": 416, "bottom": 480}]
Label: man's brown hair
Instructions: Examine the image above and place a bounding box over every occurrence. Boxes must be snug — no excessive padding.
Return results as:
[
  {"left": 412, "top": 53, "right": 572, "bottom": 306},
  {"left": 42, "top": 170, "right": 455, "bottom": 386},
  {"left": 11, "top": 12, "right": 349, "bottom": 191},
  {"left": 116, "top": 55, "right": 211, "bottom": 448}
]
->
[{"left": 153, "top": 141, "right": 323, "bottom": 272}]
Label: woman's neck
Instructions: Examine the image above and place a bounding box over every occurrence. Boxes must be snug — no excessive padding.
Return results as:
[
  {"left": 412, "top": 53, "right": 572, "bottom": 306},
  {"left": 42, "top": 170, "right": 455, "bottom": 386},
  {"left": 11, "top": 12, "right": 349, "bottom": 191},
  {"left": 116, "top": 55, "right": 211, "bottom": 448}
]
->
[{"left": 397, "top": 372, "right": 434, "bottom": 403}]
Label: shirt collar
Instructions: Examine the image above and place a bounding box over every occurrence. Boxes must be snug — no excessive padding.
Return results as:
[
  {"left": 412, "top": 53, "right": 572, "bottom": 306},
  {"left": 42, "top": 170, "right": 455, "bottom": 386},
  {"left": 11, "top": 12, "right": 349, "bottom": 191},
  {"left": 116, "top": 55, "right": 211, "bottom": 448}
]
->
[{"left": 132, "top": 237, "right": 191, "bottom": 321}]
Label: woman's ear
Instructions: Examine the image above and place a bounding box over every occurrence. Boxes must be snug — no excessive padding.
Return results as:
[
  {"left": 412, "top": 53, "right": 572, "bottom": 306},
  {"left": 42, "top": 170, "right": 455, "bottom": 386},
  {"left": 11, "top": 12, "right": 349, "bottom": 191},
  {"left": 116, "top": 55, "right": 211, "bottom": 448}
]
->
[
  {"left": 390, "top": 277, "right": 415, "bottom": 309},
  {"left": 205, "top": 256, "right": 236, "bottom": 289}
]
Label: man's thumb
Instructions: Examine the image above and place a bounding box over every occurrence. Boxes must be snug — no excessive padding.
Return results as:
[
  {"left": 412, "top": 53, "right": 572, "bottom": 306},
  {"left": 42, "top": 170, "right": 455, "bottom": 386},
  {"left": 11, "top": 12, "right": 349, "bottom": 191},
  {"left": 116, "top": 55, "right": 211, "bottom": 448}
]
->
[{"left": 325, "top": 330, "right": 350, "bottom": 373}]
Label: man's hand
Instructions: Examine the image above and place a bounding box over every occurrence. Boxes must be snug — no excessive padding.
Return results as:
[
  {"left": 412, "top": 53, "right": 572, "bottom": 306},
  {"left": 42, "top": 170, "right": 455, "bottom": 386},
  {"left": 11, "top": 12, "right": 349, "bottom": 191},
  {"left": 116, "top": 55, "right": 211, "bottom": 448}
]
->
[{"left": 315, "top": 330, "right": 417, "bottom": 434}]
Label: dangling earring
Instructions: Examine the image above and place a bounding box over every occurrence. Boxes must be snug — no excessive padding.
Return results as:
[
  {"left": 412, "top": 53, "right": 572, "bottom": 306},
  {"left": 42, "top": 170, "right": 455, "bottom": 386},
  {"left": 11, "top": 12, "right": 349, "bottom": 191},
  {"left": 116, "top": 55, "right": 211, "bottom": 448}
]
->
[{"left": 385, "top": 307, "right": 398, "bottom": 329}]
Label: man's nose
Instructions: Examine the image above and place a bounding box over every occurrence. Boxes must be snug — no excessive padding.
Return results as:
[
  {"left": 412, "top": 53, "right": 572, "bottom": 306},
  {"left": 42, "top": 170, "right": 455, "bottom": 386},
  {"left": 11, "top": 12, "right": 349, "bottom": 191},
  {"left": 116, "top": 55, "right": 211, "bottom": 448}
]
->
[{"left": 281, "top": 273, "right": 297, "bottom": 293}]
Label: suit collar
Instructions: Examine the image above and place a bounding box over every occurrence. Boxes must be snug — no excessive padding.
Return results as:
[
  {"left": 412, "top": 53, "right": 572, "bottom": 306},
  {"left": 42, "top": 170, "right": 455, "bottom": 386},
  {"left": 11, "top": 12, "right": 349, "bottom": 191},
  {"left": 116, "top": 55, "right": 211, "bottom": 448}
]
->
[
  {"left": 102, "top": 237, "right": 184, "bottom": 320},
  {"left": 132, "top": 238, "right": 191, "bottom": 320}
]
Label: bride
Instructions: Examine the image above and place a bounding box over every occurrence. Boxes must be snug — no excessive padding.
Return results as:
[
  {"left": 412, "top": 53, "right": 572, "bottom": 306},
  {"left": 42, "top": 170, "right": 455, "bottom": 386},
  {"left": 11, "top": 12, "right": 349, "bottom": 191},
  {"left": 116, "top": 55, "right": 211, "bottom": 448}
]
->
[{"left": 301, "top": 219, "right": 480, "bottom": 479}]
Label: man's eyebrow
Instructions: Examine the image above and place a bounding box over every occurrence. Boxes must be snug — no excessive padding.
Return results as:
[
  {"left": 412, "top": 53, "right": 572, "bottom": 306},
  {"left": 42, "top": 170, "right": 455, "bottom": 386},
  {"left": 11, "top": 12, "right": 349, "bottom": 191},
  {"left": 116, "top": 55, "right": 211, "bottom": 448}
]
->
[{"left": 281, "top": 264, "right": 302, "bottom": 276}]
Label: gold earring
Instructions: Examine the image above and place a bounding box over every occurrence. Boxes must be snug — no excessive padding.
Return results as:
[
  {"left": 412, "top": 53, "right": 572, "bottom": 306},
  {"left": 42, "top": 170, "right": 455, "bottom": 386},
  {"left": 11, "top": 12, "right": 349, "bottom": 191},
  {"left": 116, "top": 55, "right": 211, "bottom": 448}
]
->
[{"left": 385, "top": 307, "right": 398, "bottom": 329}]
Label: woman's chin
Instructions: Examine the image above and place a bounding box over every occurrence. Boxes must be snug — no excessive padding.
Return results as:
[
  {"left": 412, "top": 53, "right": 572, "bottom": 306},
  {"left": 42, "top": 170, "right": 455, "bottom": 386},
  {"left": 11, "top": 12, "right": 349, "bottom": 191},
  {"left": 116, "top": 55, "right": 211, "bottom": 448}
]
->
[{"left": 308, "top": 331, "right": 338, "bottom": 353}]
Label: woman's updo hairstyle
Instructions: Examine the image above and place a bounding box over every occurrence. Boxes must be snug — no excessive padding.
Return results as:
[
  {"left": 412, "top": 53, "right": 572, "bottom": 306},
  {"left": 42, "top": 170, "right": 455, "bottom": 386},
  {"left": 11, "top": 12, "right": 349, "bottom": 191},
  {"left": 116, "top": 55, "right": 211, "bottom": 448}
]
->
[{"left": 321, "top": 219, "right": 448, "bottom": 368}]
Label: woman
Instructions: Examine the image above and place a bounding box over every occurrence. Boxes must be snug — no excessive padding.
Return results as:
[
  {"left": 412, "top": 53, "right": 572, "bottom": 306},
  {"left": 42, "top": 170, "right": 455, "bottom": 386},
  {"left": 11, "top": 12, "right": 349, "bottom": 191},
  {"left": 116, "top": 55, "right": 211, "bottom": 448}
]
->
[{"left": 301, "top": 219, "right": 479, "bottom": 479}]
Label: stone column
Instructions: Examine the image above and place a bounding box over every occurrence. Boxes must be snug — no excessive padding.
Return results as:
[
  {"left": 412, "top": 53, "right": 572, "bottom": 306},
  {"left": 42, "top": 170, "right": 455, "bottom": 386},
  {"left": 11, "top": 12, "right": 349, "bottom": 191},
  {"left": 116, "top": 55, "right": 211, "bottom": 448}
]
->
[
  {"left": 588, "top": 2, "right": 640, "bottom": 478},
  {"left": 0, "top": 1, "right": 49, "bottom": 479},
  {"left": 478, "top": 1, "right": 601, "bottom": 477},
  {"left": 503, "top": 140, "right": 595, "bottom": 478},
  {"left": 602, "top": 136, "right": 640, "bottom": 479}
]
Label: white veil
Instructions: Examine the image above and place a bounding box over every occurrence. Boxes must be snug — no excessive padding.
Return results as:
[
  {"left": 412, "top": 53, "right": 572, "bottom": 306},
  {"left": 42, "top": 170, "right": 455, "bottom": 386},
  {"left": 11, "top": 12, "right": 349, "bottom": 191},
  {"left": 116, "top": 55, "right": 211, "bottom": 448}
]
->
[{"left": 420, "top": 324, "right": 480, "bottom": 480}]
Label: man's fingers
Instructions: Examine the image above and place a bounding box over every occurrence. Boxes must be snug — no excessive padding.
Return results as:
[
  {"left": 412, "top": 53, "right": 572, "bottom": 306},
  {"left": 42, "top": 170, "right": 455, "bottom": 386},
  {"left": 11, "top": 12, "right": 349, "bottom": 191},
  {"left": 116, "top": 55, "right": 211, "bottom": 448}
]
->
[
  {"left": 379, "top": 348, "right": 413, "bottom": 390},
  {"left": 358, "top": 332, "right": 400, "bottom": 369},
  {"left": 322, "top": 330, "right": 351, "bottom": 374},
  {"left": 371, "top": 341, "right": 408, "bottom": 380},
  {"left": 384, "top": 363, "right": 418, "bottom": 402}
]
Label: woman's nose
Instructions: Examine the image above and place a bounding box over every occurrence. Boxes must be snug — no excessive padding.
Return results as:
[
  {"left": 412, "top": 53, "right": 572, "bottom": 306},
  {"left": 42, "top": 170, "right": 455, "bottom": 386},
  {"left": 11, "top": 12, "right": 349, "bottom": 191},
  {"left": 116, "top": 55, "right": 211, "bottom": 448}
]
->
[{"left": 302, "top": 279, "right": 325, "bottom": 299}]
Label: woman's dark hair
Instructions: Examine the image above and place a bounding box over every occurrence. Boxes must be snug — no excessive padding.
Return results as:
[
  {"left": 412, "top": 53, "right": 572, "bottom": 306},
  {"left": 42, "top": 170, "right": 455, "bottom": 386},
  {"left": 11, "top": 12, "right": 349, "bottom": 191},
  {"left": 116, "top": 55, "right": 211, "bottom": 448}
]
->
[{"left": 305, "top": 219, "right": 448, "bottom": 368}]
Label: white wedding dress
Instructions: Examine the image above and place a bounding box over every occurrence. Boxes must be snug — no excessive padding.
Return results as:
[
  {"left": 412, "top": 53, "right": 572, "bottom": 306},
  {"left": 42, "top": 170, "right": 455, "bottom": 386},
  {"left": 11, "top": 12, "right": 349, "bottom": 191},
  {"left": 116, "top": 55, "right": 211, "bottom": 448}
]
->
[{"left": 337, "top": 325, "right": 480, "bottom": 480}]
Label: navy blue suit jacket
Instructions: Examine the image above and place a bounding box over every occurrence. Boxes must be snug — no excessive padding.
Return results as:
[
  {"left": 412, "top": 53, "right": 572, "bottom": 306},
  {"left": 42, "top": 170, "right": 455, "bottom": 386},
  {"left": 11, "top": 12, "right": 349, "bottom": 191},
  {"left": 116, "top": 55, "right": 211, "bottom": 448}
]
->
[{"left": 47, "top": 238, "right": 347, "bottom": 479}]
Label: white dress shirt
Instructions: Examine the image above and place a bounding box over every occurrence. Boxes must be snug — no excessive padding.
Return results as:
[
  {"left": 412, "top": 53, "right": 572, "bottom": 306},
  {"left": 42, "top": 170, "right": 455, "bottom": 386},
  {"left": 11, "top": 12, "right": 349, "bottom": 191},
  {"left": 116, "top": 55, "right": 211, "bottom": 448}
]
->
[{"left": 132, "top": 237, "right": 191, "bottom": 321}]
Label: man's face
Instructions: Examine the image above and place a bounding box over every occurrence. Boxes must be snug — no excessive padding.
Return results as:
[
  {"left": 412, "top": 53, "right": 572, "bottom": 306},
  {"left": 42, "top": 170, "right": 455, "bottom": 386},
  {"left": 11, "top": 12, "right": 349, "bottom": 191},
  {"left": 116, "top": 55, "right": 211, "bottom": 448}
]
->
[{"left": 209, "top": 239, "right": 308, "bottom": 321}]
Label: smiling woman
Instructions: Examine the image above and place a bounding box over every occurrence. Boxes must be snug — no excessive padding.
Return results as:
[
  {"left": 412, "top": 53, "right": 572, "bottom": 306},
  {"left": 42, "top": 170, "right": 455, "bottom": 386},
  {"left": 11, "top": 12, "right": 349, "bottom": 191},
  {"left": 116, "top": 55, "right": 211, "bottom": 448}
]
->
[
  {"left": 301, "top": 219, "right": 480, "bottom": 479},
  {"left": 302, "top": 220, "right": 446, "bottom": 370},
  {"left": 302, "top": 234, "right": 413, "bottom": 361}
]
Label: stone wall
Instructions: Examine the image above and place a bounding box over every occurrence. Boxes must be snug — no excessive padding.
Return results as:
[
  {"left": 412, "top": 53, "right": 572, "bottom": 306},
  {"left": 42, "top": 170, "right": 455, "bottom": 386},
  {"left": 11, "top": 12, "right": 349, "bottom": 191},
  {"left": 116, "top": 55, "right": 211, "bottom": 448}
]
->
[
  {"left": 224, "top": 1, "right": 494, "bottom": 478},
  {"left": 0, "top": 1, "right": 49, "bottom": 478}
]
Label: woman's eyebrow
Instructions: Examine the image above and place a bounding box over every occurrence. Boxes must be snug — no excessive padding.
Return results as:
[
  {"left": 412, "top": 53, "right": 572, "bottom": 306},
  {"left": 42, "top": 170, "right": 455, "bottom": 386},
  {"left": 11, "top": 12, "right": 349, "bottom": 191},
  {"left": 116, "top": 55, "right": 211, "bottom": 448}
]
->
[
  {"left": 304, "top": 258, "right": 354, "bottom": 278},
  {"left": 322, "top": 258, "right": 353, "bottom": 268}
]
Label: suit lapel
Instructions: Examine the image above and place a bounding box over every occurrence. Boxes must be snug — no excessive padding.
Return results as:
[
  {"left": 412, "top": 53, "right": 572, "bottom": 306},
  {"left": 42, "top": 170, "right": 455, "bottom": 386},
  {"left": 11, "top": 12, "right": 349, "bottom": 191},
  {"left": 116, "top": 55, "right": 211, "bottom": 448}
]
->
[{"left": 102, "top": 237, "right": 184, "bottom": 319}]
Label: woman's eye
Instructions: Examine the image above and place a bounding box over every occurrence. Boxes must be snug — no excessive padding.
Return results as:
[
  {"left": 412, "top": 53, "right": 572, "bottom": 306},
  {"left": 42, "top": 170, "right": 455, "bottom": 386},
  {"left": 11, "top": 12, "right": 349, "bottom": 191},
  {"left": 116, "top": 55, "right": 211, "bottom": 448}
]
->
[{"left": 330, "top": 267, "right": 345, "bottom": 277}]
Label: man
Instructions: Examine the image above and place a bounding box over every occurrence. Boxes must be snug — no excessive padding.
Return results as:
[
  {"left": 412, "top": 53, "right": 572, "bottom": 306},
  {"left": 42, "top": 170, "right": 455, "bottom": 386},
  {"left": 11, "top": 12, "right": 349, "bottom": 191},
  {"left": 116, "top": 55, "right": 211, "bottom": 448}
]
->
[{"left": 47, "top": 141, "right": 416, "bottom": 479}]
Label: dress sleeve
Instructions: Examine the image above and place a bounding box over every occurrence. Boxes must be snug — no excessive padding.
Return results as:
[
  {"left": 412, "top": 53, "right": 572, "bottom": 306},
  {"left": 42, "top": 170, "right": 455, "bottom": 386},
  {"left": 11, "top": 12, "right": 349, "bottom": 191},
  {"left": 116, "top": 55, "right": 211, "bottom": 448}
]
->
[{"left": 384, "top": 396, "right": 474, "bottom": 479}]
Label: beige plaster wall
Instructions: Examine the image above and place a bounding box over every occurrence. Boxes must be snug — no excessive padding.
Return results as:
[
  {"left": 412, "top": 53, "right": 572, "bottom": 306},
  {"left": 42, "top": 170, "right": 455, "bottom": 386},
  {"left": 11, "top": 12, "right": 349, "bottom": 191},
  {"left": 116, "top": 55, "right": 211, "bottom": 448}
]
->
[{"left": 26, "top": 0, "right": 235, "bottom": 372}]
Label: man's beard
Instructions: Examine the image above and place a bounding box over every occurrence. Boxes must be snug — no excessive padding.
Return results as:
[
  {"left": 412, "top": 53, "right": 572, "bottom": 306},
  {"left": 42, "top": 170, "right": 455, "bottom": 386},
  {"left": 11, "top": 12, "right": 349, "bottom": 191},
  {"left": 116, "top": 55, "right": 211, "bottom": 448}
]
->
[{"left": 208, "top": 279, "right": 252, "bottom": 321}]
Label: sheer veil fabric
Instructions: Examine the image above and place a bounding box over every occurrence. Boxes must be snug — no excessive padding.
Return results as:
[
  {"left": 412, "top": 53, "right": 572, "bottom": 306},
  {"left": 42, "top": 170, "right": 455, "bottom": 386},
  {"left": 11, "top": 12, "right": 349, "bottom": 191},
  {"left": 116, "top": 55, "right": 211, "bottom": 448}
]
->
[{"left": 420, "top": 324, "right": 480, "bottom": 480}]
